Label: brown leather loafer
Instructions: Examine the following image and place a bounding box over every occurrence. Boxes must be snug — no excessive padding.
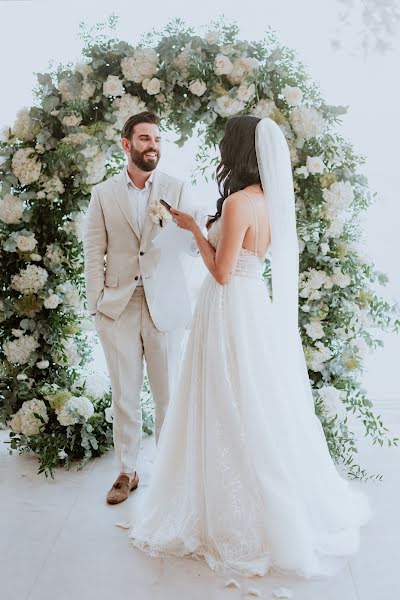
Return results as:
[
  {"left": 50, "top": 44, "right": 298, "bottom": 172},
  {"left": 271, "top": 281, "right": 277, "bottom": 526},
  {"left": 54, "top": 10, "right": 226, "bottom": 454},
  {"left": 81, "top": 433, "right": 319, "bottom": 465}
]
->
[{"left": 106, "top": 472, "right": 139, "bottom": 505}]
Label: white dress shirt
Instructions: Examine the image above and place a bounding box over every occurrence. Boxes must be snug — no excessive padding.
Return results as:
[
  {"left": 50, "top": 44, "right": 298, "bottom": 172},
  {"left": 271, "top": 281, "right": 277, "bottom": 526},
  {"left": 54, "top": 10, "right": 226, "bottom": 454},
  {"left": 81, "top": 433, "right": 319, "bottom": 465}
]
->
[{"left": 125, "top": 167, "right": 154, "bottom": 285}]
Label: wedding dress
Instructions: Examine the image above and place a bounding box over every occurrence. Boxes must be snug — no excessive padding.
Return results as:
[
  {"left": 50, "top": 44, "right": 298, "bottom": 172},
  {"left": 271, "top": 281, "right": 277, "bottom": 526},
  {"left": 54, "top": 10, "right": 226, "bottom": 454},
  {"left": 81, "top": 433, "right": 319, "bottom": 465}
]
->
[{"left": 128, "top": 119, "right": 372, "bottom": 578}]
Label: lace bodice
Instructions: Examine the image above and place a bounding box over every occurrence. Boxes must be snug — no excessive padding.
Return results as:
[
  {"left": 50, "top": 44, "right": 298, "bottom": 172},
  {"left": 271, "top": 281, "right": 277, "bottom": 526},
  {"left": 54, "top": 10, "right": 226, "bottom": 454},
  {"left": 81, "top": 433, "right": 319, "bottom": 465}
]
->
[{"left": 207, "top": 192, "right": 266, "bottom": 280}]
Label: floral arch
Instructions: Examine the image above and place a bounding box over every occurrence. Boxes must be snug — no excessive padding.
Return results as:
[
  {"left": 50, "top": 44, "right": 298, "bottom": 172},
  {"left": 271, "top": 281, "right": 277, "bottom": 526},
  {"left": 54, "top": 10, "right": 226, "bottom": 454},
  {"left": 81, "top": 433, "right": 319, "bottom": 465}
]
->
[{"left": 0, "top": 19, "right": 398, "bottom": 477}]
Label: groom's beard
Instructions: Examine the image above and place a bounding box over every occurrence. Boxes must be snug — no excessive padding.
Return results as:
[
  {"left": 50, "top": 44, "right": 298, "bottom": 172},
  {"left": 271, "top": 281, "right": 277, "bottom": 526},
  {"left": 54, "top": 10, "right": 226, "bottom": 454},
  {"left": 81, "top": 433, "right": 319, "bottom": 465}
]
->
[{"left": 130, "top": 146, "right": 160, "bottom": 172}]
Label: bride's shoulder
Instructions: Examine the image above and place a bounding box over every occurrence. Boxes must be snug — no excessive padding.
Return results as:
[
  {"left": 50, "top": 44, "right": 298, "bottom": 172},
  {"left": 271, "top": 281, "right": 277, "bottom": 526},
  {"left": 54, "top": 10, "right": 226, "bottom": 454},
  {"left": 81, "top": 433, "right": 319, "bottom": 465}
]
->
[{"left": 222, "top": 191, "right": 250, "bottom": 216}]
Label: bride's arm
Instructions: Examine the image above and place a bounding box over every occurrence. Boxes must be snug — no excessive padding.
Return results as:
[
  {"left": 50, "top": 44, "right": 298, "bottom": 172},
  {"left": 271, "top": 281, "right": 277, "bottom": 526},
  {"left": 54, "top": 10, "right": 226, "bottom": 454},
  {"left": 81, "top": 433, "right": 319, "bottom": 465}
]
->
[{"left": 171, "top": 193, "right": 249, "bottom": 285}]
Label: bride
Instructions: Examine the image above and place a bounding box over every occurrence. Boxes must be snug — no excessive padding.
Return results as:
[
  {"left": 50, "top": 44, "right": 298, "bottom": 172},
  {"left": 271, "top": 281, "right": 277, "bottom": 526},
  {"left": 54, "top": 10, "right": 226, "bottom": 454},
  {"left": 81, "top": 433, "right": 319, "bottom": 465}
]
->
[{"left": 128, "top": 116, "right": 372, "bottom": 578}]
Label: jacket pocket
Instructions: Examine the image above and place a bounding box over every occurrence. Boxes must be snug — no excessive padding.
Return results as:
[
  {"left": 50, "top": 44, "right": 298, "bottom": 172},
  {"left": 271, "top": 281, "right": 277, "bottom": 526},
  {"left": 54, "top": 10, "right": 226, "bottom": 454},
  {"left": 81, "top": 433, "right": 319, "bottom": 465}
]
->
[{"left": 105, "top": 273, "right": 118, "bottom": 287}]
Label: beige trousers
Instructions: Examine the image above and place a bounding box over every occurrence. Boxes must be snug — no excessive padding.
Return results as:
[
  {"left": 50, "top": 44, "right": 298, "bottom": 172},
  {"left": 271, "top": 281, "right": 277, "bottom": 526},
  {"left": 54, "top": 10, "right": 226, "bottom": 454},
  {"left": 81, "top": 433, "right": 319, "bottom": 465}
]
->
[{"left": 95, "top": 286, "right": 185, "bottom": 472}]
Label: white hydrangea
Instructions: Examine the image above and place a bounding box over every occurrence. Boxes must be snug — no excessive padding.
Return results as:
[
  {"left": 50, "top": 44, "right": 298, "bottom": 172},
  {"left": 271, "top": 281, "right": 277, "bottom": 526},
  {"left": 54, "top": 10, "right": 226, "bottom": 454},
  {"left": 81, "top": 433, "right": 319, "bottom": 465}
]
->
[
  {"left": 237, "top": 83, "right": 256, "bottom": 102},
  {"left": 227, "top": 56, "right": 259, "bottom": 85},
  {"left": 11, "top": 148, "right": 42, "bottom": 185},
  {"left": 44, "top": 294, "right": 62, "bottom": 309},
  {"left": 62, "top": 114, "right": 82, "bottom": 127},
  {"left": 62, "top": 212, "right": 85, "bottom": 241},
  {"left": 3, "top": 334, "right": 39, "bottom": 364},
  {"left": 16, "top": 231, "right": 37, "bottom": 253},
  {"left": 322, "top": 181, "right": 354, "bottom": 221},
  {"left": 121, "top": 49, "right": 159, "bottom": 83},
  {"left": 289, "top": 106, "right": 325, "bottom": 140},
  {"left": 85, "top": 152, "right": 107, "bottom": 185},
  {"left": 307, "top": 342, "right": 332, "bottom": 372},
  {"left": 56, "top": 281, "right": 81, "bottom": 309},
  {"left": 173, "top": 49, "right": 191, "bottom": 79},
  {"left": 214, "top": 53, "right": 234, "bottom": 76},
  {"left": 215, "top": 95, "right": 245, "bottom": 118},
  {"left": 304, "top": 319, "right": 325, "bottom": 340},
  {"left": 318, "top": 385, "right": 346, "bottom": 420},
  {"left": 11, "top": 264, "right": 48, "bottom": 295},
  {"left": 0, "top": 193, "right": 24, "bottom": 224},
  {"left": 103, "top": 75, "right": 124, "bottom": 97},
  {"left": 40, "top": 175, "right": 65, "bottom": 198},
  {"left": 189, "top": 79, "right": 207, "bottom": 97},
  {"left": 251, "top": 99, "right": 277, "bottom": 118},
  {"left": 62, "top": 132, "right": 92, "bottom": 146},
  {"left": 13, "top": 399, "right": 49, "bottom": 436},
  {"left": 306, "top": 156, "right": 325, "bottom": 174},
  {"left": 45, "top": 244, "right": 65, "bottom": 267},
  {"left": 113, "top": 94, "right": 146, "bottom": 128},
  {"left": 57, "top": 395, "right": 94, "bottom": 426},
  {"left": 282, "top": 85, "right": 303, "bottom": 106},
  {"left": 332, "top": 267, "right": 351, "bottom": 288},
  {"left": 13, "top": 108, "right": 39, "bottom": 141}
]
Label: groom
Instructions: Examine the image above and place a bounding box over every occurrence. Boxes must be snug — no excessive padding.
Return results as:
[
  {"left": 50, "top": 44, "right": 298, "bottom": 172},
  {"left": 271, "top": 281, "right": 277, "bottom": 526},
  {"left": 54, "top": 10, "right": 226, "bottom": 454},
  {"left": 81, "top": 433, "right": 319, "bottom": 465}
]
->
[{"left": 84, "top": 111, "right": 200, "bottom": 504}]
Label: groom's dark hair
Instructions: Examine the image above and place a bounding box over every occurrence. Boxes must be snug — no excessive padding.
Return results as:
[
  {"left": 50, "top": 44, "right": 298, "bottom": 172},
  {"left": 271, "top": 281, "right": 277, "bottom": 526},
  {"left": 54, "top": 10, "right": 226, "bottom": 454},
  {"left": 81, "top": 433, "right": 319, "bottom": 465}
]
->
[{"left": 122, "top": 111, "right": 160, "bottom": 139}]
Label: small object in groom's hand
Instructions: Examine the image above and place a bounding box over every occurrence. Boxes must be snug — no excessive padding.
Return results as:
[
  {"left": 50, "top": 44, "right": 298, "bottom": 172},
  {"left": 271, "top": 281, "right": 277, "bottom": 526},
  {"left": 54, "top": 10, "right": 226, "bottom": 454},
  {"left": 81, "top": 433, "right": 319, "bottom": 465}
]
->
[{"left": 160, "top": 198, "right": 172, "bottom": 211}]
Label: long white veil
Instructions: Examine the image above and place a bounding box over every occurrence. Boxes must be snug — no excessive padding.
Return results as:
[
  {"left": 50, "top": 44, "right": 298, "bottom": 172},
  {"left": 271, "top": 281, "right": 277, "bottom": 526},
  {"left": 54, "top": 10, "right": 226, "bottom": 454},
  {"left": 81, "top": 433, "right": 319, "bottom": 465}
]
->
[{"left": 255, "top": 118, "right": 314, "bottom": 410}]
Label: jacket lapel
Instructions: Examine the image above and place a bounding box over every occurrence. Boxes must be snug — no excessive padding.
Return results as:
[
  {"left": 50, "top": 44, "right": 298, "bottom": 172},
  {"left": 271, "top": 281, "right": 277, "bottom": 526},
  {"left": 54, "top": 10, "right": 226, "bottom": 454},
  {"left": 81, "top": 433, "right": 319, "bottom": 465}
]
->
[
  {"left": 112, "top": 172, "right": 141, "bottom": 241},
  {"left": 141, "top": 172, "right": 167, "bottom": 248}
]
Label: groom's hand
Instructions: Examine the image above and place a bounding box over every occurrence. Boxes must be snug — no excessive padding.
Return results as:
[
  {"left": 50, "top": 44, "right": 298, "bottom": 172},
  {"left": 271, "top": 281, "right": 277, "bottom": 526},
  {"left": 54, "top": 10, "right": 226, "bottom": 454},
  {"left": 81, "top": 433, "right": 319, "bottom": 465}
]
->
[{"left": 169, "top": 208, "right": 197, "bottom": 233}]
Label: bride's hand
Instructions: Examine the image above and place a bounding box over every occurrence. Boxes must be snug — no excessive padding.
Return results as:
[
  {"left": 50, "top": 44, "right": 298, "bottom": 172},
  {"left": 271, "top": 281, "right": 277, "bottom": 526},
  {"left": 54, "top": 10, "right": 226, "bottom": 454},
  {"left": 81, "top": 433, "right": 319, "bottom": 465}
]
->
[{"left": 169, "top": 208, "right": 196, "bottom": 232}]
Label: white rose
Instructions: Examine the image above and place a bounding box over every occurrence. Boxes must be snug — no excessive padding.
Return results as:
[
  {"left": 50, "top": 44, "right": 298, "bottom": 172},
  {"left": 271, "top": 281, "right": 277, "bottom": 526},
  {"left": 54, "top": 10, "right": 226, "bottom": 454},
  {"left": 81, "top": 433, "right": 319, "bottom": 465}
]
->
[
  {"left": 103, "top": 75, "right": 125, "bottom": 97},
  {"left": 332, "top": 267, "right": 351, "bottom": 288},
  {"left": 214, "top": 54, "right": 233, "bottom": 76},
  {"left": 189, "top": 79, "right": 207, "bottom": 97},
  {"left": 145, "top": 77, "right": 161, "bottom": 96},
  {"left": 0, "top": 193, "right": 24, "bottom": 224},
  {"left": 16, "top": 233, "right": 37, "bottom": 252},
  {"left": 17, "top": 373, "right": 28, "bottom": 381},
  {"left": 215, "top": 96, "right": 245, "bottom": 118},
  {"left": 58, "top": 449, "right": 68, "bottom": 460},
  {"left": 306, "top": 156, "right": 325, "bottom": 174},
  {"left": 282, "top": 85, "right": 303, "bottom": 106},
  {"left": 30, "top": 253, "right": 42, "bottom": 261},
  {"left": 44, "top": 294, "right": 62, "bottom": 309},
  {"left": 57, "top": 395, "right": 94, "bottom": 426},
  {"left": 305, "top": 319, "right": 325, "bottom": 340},
  {"left": 237, "top": 83, "right": 256, "bottom": 103},
  {"left": 36, "top": 360, "right": 50, "bottom": 369},
  {"left": 295, "top": 166, "right": 309, "bottom": 179}
]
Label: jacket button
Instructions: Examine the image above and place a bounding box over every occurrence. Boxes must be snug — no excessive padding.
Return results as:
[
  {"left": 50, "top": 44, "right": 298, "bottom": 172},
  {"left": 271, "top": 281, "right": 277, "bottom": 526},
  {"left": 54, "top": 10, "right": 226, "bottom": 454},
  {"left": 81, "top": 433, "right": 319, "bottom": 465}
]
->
[
  {"left": 140, "top": 251, "right": 144, "bottom": 255},
  {"left": 134, "top": 276, "right": 139, "bottom": 280}
]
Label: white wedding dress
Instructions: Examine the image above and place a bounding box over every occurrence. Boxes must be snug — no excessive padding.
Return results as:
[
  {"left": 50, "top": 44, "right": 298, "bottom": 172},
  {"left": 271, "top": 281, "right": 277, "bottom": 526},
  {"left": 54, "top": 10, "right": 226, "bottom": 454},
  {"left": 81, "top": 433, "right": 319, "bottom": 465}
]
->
[{"left": 129, "top": 192, "right": 372, "bottom": 578}]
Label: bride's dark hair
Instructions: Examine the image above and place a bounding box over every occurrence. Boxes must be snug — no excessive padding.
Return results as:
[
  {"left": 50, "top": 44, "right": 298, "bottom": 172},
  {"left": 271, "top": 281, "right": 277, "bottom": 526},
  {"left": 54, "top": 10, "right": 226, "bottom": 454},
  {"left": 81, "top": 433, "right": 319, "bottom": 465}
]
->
[{"left": 207, "top": 115, "right": 262, "bottom": 228}]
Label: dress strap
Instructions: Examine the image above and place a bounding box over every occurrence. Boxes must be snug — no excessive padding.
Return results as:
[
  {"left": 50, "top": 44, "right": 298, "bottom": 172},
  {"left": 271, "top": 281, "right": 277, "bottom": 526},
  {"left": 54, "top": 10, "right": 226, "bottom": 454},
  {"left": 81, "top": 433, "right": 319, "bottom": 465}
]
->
[{"left": 242, "top": 190, "right": 258, "bottom": 254}]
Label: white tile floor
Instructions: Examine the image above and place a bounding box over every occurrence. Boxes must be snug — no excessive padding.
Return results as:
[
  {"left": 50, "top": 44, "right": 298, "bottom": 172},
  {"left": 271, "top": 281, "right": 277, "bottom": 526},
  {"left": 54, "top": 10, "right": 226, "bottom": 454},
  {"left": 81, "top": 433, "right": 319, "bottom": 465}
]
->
[{"left": 1, "top": 409, "right": 399, "bottom": 600}]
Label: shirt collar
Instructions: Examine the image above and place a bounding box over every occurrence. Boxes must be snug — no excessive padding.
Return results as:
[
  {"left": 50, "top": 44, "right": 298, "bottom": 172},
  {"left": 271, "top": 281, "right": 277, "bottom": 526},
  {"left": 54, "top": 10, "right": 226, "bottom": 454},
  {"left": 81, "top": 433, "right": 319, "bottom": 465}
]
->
[{"left": 125, "top": 166, "right": 154, "bottom": 191}]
